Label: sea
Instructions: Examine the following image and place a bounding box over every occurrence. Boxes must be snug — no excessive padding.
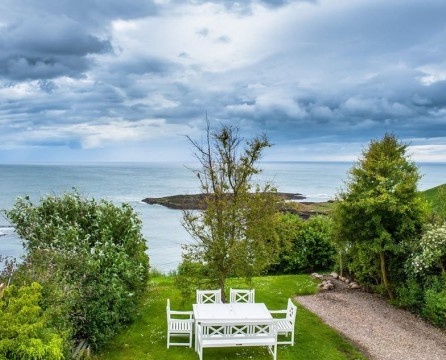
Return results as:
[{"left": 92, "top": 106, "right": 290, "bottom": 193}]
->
[{"left": 1, "top": 161, "right": 445, "bottom": 273}]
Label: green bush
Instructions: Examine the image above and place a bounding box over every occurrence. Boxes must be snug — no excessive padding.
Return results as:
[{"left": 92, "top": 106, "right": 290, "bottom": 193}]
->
[
  {"left": 271, "top": 214, "right": 335, "bottom": 273},
  {"left": 411, "top": 223, "right": 446, "bottom": 275},
  {"left": 175, "top": 259, "right": 216, "bottom": 304},
  {"left": 0, "top": 282, "right": 66, "bottom": 359},
  {"left": 341, "top": 243, "right": 381, "bottom": 287},
  {"left": 422, "top": 287, "right": 446, "bottom": 328},
  {"left": 396, "top": 222, "right": 446, "bottom": 328},
  {"left": 395, "top": 277, "right": 424, "bottom": 312},
  {"left": 4, "top": 190, "right": 150, "bottom": 349}
]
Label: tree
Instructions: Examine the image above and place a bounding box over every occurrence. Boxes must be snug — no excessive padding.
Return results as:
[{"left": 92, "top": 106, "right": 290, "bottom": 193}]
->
[
  {"left": 4, "top": 190, "right": 150, "bottom": 349},
  {"left": 333, "top": 134, "right": 425, "bottom": 299},
  {"left": 181, "top": 122, "right": 282, "bottom": 301}
]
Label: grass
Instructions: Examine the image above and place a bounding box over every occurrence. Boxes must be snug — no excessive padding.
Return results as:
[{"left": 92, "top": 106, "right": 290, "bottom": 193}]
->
[
  {"left": 93, "top": 275, "right": 367, "bottom": 360},
  {"left": 295, "top": 183, "right": 446, "bottom": 218},
  {"left": 420, "top": 183, "right": 446, "bottom": 205}
]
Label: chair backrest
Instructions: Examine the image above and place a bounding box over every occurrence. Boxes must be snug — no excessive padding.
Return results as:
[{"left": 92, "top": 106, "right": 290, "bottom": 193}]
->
[
  {"left": 287, "top": 298, "right": 297, "bottom": 322},
  {"left": 229, "top": 288, "right": 255, "bottom": 303},
  {"left": 166, "top": 298, "right": 171, "bottom": 319},
  {"left": 196, "top": 289, "right": 222, "bottom": 304}
]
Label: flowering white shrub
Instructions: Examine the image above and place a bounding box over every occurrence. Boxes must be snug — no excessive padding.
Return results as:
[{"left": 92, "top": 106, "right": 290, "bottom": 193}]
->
[{"left": 412, "top": 223, "right": 446, "bottom": 274}]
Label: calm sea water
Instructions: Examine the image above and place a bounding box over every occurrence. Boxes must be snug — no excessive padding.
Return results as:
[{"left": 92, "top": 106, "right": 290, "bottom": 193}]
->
[{"left": 1, "top": 161, "right": 444, "bottom": 272}]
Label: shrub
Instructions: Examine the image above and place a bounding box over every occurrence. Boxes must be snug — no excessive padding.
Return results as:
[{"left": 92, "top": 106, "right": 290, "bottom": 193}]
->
[
  {"left": 272, "top": 214, "right": 335, "bottom": 273},
  {"left": 411, "top": 223, "right": 446, "bottom": 275},
  {"left": 4, "top": 190, "right": 150, "bottom": 349},
  {"left": 175, "top": 259, "right": 215, "bottom": 304},
  {"left": 395, "top": 277, "right": 424, "bottom": 312},
  {"left": 422, "top": 287, "right": 446, "bottom": 328},
  {"left": 0, "top": 282, "right": 66, "bottom": 359}
]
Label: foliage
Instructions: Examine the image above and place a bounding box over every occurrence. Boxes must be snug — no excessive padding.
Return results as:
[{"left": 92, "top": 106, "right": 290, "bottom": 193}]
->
[
  {"left": 4, "top": 190, "right": 150, "bottom": 349},
  {"left": 411, "top": 223, "right": 446, "bottom": 274},
  {"left": 420, "top": 275, "right": 446, "bottom": 328},
  {"left": 181, "top": 122, "right": 283, "bottom": 301},
  {"left": 271, "top": 214, "right": 335, "bottom": 273},
  {"left": 174, "top": 260, "right": 214, "bottom": 305},
  {"left": 94, "top": 274, "right": 366, "bottom": 360},
  {"left": 421, "top": 184, "right": 446, "bottom": 223},
  {"left": 0, "top": 282, "right": 65, "bottom": 360},
  {"left": 394, "top": 277, "right": 424, "bottom": 312},
  {"left": 402, "top": 222, "right": 446, "bottom": 327},
  {"left": 0, "top": 255, "right": 17, "bottom": 287},
  {"left": 333, "top": 133, "right": 426, "bottom": 299}
]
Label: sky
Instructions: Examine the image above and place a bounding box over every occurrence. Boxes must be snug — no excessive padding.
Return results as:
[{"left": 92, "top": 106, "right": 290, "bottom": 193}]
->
[{"left": 1, "top": 0, "right": 446, "bottom": 163}]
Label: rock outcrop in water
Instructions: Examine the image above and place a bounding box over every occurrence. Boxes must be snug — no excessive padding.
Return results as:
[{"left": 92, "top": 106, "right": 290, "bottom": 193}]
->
[{"left": 142, "top": 192, "right": 331, "bottom": 219}]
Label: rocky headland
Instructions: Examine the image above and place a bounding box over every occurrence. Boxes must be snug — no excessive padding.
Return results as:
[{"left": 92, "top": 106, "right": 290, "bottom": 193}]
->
[{"left": 142, "top": 193, "right": 333, "bottom": 219}]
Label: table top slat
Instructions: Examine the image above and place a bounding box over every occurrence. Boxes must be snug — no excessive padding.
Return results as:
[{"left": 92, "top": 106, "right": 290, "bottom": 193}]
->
[{"left": 193, "top": 303, "right": 272, "bottom": 321}]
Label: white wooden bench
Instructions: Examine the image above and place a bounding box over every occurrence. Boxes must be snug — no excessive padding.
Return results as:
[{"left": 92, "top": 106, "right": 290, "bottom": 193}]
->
[
  {"left": 72, "top": 339, "right": 91, "bottom": 359},
  {"left": 196, "top": 319, "right": 278, "bottom": 360}
]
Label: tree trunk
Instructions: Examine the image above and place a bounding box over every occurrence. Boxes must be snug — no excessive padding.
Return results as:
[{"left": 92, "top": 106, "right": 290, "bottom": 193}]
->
[
  {"left": 380, "top": 251, "right": 394, "bottom": 300},
  {"left": 219, "top": 275, "right": 226, "bottom": 303},
  {"left": 339, "top": 250, "right": 344, "bottom": 277}
]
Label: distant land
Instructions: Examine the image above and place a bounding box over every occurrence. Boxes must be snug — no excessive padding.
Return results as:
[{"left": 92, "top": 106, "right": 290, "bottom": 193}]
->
[
  {"left": 142, "top": 184, "right": 446, "bottom": 220},
  {"left": 142, "top": 192, "right": 333, "bottom": 219}
]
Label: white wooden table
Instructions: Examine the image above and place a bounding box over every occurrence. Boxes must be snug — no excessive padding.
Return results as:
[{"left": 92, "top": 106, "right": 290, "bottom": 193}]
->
[{"left": 193, "top": 303, "right": 272, "bottom": 351}]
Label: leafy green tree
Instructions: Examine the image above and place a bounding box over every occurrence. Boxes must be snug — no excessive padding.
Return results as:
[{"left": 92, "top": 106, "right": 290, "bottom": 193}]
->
[
  {"left": 0, "top": 282, "right": 65, "bottom": 360},
  {"left": 181, "top": 123, "right": 282, "bottom": 301},
  {"left": 333, "top": 134, "right": 426, "bottom": 299},
  {"left": 4, "top": 190, "right": 150, "bottom": 349}
]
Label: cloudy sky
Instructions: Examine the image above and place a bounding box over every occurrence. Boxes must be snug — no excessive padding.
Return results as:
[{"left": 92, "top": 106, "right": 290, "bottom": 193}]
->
[{"left": 1, "top": 0, "right": 446, "bottom": 163}]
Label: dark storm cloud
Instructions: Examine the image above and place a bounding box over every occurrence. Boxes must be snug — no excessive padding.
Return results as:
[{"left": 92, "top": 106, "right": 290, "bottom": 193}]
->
[
  {"left": 217, "top": 58, "right": 446, "bottom": 145},
  {"left": 171, "top": 0, "right": 313, "bottom": 13},
  {"left": 0, "top": 0, "right": 159, "bottom": 27},
  {"left": 0, "top": 0, "right": 159, "bottom": 81},
  {"left": 105, "top": 57, "right": 181, "bottom": 80}
]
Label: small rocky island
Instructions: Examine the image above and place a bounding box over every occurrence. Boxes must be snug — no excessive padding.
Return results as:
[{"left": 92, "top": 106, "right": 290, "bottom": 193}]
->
[{"left": 142, "top": 193, "right": 332, "bottom": 219}]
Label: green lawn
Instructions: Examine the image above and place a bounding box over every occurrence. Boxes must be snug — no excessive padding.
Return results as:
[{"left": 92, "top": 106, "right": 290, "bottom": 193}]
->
[{"left": 93, "top": 275, "right": 367, "bottom": 360}]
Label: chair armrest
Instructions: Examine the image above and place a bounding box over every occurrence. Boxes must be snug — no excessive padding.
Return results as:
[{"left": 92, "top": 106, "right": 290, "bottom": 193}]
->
[
  {"left": 269, "top": 310, "right": 287, "bottom": 314},
  {"left": 170, "top": 310, "right": 194, "bottom": 318}
]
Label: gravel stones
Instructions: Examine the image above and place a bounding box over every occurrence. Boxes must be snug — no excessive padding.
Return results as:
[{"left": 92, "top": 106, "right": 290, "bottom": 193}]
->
[{"left": 297, "top": 273, "right": 446, "bottom": 360}]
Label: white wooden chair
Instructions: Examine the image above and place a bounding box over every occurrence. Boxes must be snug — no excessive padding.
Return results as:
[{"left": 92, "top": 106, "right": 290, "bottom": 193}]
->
[
  {"left": 229, "top": 288, "right": 255, "bottom": 303},
  {"left": 269, "top": 298, "right": 297, "bottom": 345},
  {"left": 166, "top": 299, "right": 194, "bottom": 348},
  {"left": 196, "top": 289, "right": 222, "bottom": 304}
]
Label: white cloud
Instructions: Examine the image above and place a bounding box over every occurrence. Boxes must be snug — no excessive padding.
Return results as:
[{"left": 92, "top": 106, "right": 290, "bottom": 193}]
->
[
  {"left": 417, "top": 66, "right": 446, "bottom": 86},
  {"left": 409, "top": 144, "right": 446, "bottom": 162},
  {"left": 109, "top": 2, "right": 291, "bottom": 72}
]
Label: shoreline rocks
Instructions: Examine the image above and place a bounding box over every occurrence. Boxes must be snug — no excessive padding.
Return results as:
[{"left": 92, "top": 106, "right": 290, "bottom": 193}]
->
[{"left": 142, "top": 192, "right": 306, "bottom": 209}]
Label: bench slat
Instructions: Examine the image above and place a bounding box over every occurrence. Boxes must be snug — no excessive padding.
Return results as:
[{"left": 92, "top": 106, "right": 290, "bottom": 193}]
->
[{"left": 197, "top": 320, "right": 277, "bottom": 360}]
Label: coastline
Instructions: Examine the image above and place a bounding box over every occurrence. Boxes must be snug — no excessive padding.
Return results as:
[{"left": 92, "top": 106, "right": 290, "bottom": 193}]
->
[{"left": 142, "top": 192, "right": 333, "bottom": 219}]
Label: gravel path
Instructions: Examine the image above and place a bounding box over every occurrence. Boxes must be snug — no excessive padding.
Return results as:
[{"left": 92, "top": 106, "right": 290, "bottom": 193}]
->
[{"left": 295, "top": 279, "right": 446, "bottom": 360}]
